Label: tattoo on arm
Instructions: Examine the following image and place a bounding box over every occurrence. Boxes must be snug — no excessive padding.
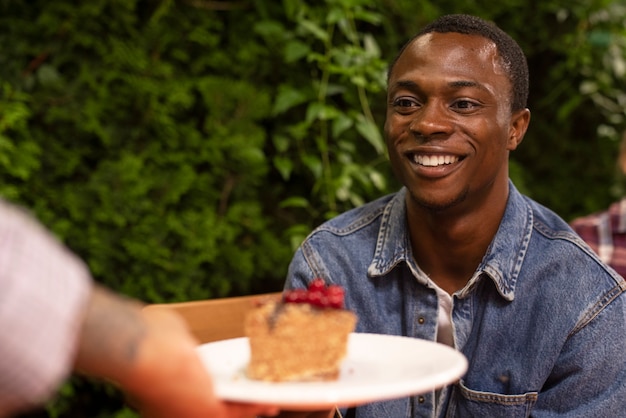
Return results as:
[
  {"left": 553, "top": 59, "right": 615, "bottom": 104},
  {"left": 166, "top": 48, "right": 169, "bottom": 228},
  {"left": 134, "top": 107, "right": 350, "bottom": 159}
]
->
[{"left": 76, "top": 286, "right": 147, "bottom": 375}]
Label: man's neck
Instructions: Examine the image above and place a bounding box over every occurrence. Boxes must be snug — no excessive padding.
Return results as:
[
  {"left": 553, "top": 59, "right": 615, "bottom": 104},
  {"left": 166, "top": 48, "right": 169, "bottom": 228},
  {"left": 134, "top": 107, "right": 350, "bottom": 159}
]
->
[{"left": 406, "top": 194, "right": 507, "bottom": 294}]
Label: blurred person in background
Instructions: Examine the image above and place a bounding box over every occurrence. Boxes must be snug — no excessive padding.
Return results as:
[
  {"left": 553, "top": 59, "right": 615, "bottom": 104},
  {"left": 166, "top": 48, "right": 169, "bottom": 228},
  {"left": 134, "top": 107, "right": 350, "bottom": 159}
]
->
[
  {"left": 0, "top": 199, "right": 277, "bottom": 418},
  {"left": 571, "top": 131, "right": 626, "bottom": 278}
]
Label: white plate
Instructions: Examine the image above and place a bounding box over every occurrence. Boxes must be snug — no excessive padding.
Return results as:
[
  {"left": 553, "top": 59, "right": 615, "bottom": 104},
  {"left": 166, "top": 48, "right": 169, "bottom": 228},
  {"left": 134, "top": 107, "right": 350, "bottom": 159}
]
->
[{"left": 196, "top": 332, "right": 468, "bottom": 410}]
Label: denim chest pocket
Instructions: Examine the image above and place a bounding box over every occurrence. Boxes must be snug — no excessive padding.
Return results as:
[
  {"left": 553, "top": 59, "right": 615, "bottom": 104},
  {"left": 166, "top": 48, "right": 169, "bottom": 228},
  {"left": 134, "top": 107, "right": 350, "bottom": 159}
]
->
[{"left": 447, "top": 380, "right": 539, "bottom": 417}]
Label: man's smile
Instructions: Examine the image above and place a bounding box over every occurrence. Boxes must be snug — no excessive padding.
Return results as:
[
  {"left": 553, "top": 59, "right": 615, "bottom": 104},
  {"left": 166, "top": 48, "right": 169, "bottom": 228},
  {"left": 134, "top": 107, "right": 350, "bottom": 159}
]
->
[{"left": 411, "top": 154, "right": 460, "bottom": 167}]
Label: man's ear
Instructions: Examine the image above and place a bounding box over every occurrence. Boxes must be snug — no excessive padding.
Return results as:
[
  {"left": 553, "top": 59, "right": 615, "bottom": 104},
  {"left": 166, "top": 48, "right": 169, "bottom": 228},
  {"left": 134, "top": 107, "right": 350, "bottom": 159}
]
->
[{"left": 507, "top": 108, "right": 531, "bottom": 151}]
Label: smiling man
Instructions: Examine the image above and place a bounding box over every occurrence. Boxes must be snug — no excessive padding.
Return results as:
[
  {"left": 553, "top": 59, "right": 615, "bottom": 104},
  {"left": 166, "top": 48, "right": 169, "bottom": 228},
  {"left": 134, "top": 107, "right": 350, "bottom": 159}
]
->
[{"left": 280, "top": 14, "right": 626, "bottom": 418}]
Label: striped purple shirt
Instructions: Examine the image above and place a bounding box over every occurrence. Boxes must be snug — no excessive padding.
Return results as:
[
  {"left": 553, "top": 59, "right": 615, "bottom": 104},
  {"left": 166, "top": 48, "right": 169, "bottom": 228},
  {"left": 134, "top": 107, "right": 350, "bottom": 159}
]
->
[{"left": 0, "top": 201, "right": 91, "bottom": 416}]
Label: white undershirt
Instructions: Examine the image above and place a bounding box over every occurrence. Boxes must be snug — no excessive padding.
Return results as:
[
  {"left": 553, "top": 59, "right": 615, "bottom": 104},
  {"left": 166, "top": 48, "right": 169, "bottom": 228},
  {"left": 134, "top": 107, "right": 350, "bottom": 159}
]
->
[{"left": 432, "top": 282, "right": 454, "bottom": 346}]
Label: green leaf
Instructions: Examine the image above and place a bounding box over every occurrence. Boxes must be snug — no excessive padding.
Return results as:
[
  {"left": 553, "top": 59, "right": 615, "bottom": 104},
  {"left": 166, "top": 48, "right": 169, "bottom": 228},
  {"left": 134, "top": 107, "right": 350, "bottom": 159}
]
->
[
  {"left": 363, "top": 34, "right": 381, "bottom": 57},
  {"left": 280, "top": 196, "right": 310, "bottom": 208},
  {"left": 305, "top": 102, "right": 340, "bottom": 122},
  {"left": 332, "top": 113, "right": 353, "bottom": 137},
  {"left": 254, "top": 20, "right": 286, "bottom": 38},
  {"left": 37, "top": 64, "right": 62, "bottom": 87},
  {"left": 299, "top": 19, "right": 329, "bottom": 42},
  {"left": 272, "top": 134, "right": 291, "bottom": 153},
  {"left": 273, "top": 85, "right": 308, "bottom": 115},
  {"left": 273, "top": 155, "right": 293, "bottom": 180},
  {"left": 369, "top": 170, "right": 387, "bottom": 190},
  {"left": 302, "top": 154, "right": 323, "bottom": 179},
  {"left": 355, "top": 115, "right": 385, "bottom": 154},
  {"left": 284, "top": 40, "right": 310, "bottom": 63}
]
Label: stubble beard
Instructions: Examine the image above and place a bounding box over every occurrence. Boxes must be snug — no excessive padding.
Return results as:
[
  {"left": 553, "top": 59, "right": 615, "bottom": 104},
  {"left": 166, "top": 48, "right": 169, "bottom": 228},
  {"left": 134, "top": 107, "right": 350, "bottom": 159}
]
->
[{"left": 408, "top": 186, "right": 469, "bottom": 214}]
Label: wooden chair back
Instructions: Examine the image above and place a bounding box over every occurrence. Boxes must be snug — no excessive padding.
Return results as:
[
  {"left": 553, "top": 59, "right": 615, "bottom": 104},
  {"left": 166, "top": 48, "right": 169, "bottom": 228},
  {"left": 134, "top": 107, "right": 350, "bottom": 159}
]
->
[{"left": 143, "top": 292, "right": 282, "bottom": 344}]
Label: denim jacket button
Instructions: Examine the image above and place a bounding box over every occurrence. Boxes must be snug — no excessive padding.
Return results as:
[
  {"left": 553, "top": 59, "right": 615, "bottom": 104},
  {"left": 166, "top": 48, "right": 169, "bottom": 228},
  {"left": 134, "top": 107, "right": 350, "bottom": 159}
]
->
[{"left": 418, "top": 317, "right": 425, "bottom": 324}]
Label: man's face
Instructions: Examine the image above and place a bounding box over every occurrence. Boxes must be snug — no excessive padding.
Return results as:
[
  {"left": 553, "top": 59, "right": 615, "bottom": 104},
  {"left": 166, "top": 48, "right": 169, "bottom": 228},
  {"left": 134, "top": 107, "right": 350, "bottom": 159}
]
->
[{"left": 384, "top": 32, "right": 528, "bottom": 213}]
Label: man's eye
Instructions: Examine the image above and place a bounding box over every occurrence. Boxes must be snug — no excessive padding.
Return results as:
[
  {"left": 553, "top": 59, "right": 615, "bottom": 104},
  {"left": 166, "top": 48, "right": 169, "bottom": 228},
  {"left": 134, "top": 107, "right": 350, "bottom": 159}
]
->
[
  {"left": 393, "top": 98, "right": 418, "bottom": 108},
  {"left": 453, "top": 100, "right": 479, "bottom": 110}
]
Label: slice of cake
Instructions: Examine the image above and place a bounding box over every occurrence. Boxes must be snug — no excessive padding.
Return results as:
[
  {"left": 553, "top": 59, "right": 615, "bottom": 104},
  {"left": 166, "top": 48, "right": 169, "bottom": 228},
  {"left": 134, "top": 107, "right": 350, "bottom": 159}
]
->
[{"left": 244, "top": 278, "right": 357, "bottom": 382}]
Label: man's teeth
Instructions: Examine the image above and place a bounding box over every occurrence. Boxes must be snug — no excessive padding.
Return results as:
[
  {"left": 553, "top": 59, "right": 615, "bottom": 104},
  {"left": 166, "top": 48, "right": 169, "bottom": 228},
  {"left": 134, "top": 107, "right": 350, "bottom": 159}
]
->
[{"left": 414, "top": 155, "right": 459, "bottom": 167}]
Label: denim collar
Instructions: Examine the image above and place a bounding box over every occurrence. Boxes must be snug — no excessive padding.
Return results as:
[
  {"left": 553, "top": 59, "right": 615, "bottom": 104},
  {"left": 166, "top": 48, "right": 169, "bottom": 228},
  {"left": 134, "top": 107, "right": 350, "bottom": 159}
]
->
[{"left": 367, "top": 182, "right": 532, "bottom": 301}]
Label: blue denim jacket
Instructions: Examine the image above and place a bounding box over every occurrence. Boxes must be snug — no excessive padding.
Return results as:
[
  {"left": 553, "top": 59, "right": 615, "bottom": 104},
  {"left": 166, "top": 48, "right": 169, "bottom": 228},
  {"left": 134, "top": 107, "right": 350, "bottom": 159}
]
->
[{"left": 285, "top": 183, "right": 626, "bottom": 417}]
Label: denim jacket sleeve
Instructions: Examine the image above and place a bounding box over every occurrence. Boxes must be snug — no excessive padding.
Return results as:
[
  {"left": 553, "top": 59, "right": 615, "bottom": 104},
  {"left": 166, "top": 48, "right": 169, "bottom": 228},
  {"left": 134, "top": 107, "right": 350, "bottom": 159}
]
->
[
  {"left": 285, "top": 246, "right": 321, "bottom": 290},
  {"left": 534, "top": 284, "right": 626, "bottom": 416}
]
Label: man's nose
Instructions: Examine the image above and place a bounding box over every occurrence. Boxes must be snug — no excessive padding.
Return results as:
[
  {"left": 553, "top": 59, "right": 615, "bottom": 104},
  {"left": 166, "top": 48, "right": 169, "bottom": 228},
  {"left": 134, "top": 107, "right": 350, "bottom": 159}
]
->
[{"left": 408, "top": 103, "right": 452, "bottom": 139}]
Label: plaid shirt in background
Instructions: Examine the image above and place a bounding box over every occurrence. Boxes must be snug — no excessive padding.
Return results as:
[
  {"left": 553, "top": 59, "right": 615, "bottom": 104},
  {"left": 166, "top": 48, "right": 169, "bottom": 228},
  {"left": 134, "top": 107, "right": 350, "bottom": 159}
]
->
[
  {"left": 0, "top": 201, "right": 92, "bottom": 417},
  {"left": 570, "top": 197, "right": 626, "bottom": 278}
]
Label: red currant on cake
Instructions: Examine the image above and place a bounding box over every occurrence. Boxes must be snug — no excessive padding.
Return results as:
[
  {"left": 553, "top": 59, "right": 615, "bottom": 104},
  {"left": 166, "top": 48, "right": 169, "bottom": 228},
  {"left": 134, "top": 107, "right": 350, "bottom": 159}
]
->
[
  {"left": 308, "top": 278, "right": 326, "bottom": 292},
  {"left": 283, "top": 288, "right": 308, "bottom": 303},
  {"left": 283, "top": 278, "right": 346, "bottom": 309}
]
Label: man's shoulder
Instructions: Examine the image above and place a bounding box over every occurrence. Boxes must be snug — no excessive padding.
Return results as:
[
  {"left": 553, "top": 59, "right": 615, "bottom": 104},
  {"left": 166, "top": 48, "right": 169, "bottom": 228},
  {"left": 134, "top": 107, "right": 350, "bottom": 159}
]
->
[
  {"left": 516, "top": 195, "right": 620, "bottom": 275},
  {"left": 312, "top": 191, "right": 399, "bottom": 235},
  {"left": 518, "top": 194, "right": 583, "bottom": 241},
  {"left": 292, "top": 192, "right": 402, "bottom": 277},
  {"left": 522, "top": 198, "right": 624, "bottom": 287}
]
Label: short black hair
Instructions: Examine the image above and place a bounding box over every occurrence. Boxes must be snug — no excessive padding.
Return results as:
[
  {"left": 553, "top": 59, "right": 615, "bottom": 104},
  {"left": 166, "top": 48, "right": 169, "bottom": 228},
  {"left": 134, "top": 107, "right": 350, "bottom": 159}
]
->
[{"left": 388, "top": 14, "right": 529, "bottom": 111}]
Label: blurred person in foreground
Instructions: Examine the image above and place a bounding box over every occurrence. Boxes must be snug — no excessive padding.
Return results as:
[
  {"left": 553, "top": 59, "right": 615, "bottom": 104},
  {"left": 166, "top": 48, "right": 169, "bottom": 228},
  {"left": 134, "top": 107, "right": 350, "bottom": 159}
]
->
[
  {"left": 570, "top": 131, "right": 626, "bottom": 278},
  {"left": 277, "top": 14, "right": 626, "bottom": 418},
  {"left": 0, "top": 199, "right": 278, "bottom": 418}
]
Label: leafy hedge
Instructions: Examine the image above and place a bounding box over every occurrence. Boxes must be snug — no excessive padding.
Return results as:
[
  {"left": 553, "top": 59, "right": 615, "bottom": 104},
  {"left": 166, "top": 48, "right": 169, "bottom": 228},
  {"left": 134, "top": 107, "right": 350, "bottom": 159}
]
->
[{"left": 2, "top": 0, "right": 625, "bottom": 416}]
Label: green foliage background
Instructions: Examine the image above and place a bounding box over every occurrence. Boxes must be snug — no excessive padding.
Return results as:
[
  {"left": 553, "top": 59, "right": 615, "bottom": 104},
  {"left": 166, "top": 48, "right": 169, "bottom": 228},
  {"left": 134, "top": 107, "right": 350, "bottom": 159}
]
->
[{"left": 1, "top": 0, "right": 625, "bottom": 416}]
